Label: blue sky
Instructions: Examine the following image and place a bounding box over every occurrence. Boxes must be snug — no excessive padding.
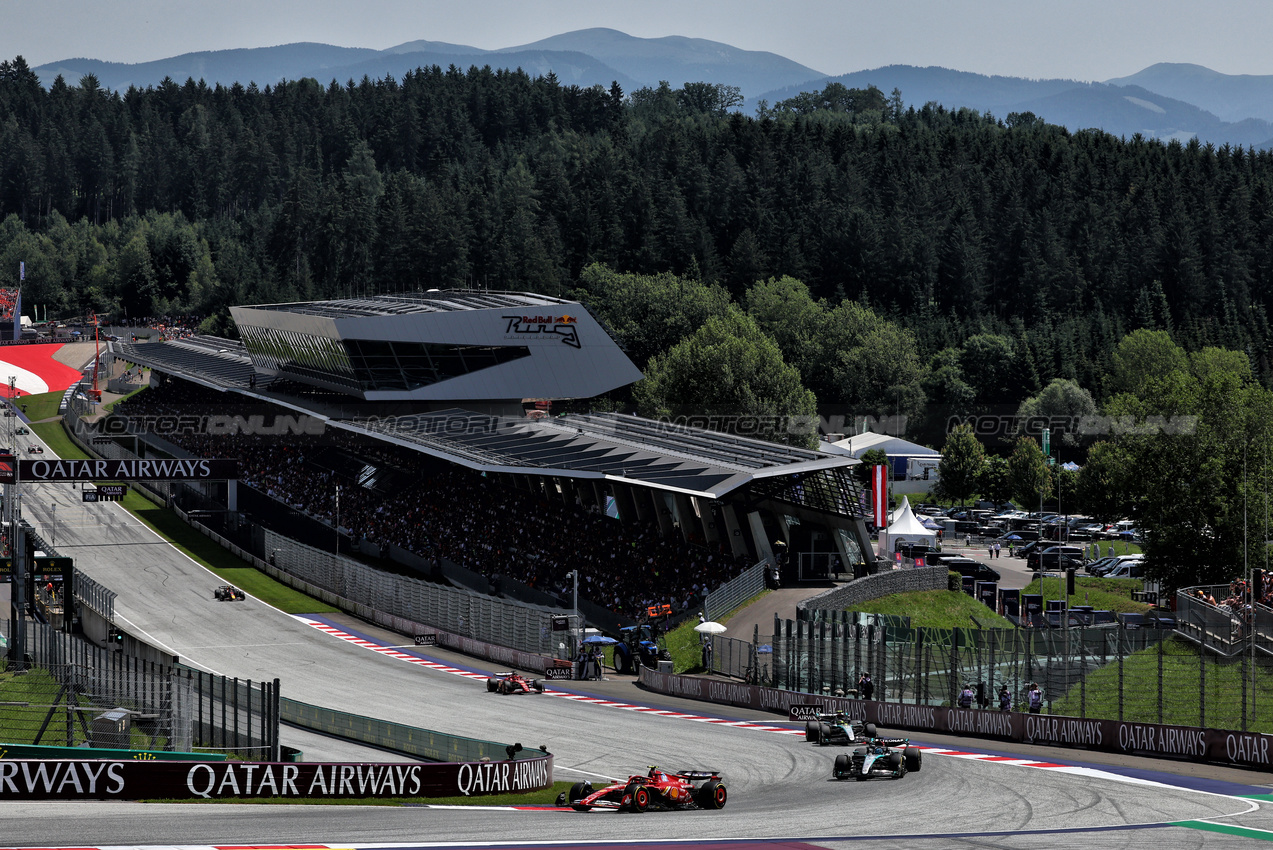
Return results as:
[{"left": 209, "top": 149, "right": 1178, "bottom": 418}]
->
[{"left": 4, "top": 0, "right": 1272, "bottom": 81}]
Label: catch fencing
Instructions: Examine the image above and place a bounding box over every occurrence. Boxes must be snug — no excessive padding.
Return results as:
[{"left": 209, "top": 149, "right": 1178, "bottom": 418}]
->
[
  {"left": 4, "top": 619, "right": 279, "bottom": 757},
  {"left": 769, "top": 612, "right": 1273, "bottom": 731},
  {"left": 263, "top": 530, "right": 565, "bottom": 658}
]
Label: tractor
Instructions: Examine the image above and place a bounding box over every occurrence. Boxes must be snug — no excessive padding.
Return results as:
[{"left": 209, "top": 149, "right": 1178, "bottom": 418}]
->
[{"left": 612, "top": 624, "right": 671, "bottom": 674}]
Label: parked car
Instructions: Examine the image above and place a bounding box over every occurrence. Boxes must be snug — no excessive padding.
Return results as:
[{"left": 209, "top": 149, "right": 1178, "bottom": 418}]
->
[
  {"left": 1026, "top": 545, "right": 1085, "bottom": 571},
  {"left": 1085, "top": 556, "right": 1119, "bottom": 576},
  {"left": 941, "top": 557, "right": 1001, "bottom": 582},
  {"left": 1103, "top": 560, "right": 1145, "bottom": 580}
]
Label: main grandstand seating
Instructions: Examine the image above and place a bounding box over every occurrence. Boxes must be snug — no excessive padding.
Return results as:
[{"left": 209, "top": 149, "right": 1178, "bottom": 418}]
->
[{"left": 113, "top": 380, "right": 752, "bottom": 619}]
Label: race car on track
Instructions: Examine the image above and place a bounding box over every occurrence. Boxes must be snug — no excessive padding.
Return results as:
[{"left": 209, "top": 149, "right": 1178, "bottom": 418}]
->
[
  {"left": 805, "top": 713, "right": 872, "bottom": 746},
  {"left": 213, "top": 584, "right": 245, "bottom": 601},
  {"left": 485, "top": 671, "right": 545, "bottom": 694},
  {"left": 558, "top": 766, "right": 727, "bottom": 812},
  {"left": 14, "top": 426, "right": 28, "bottom": 435},
  {"left": 27, "top": 445, "right": 42, "bottom": 454},
  {"left": 833, "top": 734, "right": 922, "bottom": 781}
]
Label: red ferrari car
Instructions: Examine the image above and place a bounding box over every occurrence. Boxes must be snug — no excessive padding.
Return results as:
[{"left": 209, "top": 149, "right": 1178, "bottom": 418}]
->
[
  {"left": 558, "top": 766, "right": 727, "bottom": 812},
  {"left": 485, "top": 671, "right": 545, "bottom": 694}
]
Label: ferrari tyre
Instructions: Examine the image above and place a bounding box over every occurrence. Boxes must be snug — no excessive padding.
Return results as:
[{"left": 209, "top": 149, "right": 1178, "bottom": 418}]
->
[
  {"left": 904, "top": 746, "right": 922, "bottom": 772},
  {"left": 568, "top": 781, "right": 590, "bottom": 803},
  {"left": 486, "top": 678, "right": 498, "bottom": 693},
  {"left": 833, "top": 753, "right": 851, "bottom": 780},
  {"left": 627, "top": 783, "right": 650, "bottom": 813},
  {"left": 697, "top": 778, "right": 727, "bottom": 809},
  {"left": 805, "top": 720, "right": 820, "bottom": 743},
  {"left": 533, "top": 679, "right": 544, "bottom": 692}
]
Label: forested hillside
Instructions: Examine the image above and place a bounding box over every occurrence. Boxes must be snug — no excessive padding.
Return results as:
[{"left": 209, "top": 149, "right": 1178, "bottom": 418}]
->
[{"left": 2, "top": 55, "right": 1273, "bottom": 410}]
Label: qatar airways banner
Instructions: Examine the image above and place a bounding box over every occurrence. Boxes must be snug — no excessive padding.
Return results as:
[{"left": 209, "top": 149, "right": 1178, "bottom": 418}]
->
[
  {"left": 639, "top": 667, "right": 1273, "bottom": 771},
  {"left": 6, "top": 458, "right": 240, "bottom": 484},
  {"left": 0, "top": 755, "right": 553, "bottom": 800}
]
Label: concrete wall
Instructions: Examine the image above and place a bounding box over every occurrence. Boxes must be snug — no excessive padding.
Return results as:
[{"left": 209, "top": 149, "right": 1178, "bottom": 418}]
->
[{"left": 796, "top": 566, "right": 948, "bottom": 613}]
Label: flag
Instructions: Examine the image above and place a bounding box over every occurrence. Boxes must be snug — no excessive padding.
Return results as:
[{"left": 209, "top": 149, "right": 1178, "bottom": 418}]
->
[
  {"left": 872, "top": 464, "right": 888, "bottom": 528},
  {"left": 19, "top": 261, "right": 24, "bottom": 281}
]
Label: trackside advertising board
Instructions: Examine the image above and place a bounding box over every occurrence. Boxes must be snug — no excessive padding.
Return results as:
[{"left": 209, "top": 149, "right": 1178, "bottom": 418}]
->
[
  {"left": 639, "top": 667, "right": 1273, "bottom": 771},
  {"left": 13, "top": 458, "right": 239, "bottom": 483},
  {"left": 0, "top": 755, "right": 553, "bottom": 800}
]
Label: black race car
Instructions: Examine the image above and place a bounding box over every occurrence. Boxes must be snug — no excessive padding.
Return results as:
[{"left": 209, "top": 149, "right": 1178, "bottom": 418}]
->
[
  {"left": 833, "top": 734, "right": 923, "bottom": 781},
  {"left": 485, "top": 671, "right": 545, "bottom": 694},
  {"left": 805, "top": 713, "right": 872, "bottom": 746},
  {"left": 213, "top": 584, "right": 245, "bottom": 601}
]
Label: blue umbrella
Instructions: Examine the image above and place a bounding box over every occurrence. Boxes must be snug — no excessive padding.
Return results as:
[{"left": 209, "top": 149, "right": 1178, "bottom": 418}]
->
[
  {"left": 756, "top": 644, "right": 773, "bottom": 654},
  {"left": 582, "top": 634, "right": 619, "bottom": 646}
]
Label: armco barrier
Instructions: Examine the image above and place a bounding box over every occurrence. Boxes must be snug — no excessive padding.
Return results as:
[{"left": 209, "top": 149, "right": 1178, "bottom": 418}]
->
[
  {"left": 638, "top": 667, "right": 1273, "bottom": 771},
  {"left": 279, "top": 698, "right": 520, "bottom": 764},
  {"left": 0, "top": 754, "right": 554, "bottom": 800}
]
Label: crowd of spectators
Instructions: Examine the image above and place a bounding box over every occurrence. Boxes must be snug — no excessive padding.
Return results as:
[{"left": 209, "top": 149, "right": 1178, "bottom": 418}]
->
[
  {"left": 0, "top": 289, "right": 18, "bottom": 321},
  {"left": 114, "top": 381, "right": 755, "bottom": 620}
]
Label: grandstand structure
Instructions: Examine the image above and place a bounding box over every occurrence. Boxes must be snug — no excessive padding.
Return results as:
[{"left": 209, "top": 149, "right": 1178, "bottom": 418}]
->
[
  {"left": 108, "top": 291, "right": 875, "bottom": 587},
  {"left": 0, "top": 288, "right": 21, "bottom": 341}
]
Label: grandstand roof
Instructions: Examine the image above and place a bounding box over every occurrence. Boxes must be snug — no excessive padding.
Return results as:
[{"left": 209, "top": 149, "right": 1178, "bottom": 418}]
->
[
  {"left": 110, "top": 335, "right": 859, "bottom": 500},
  {"left": 348, "top": 409, "right": 852, "bottom": 499},
  {"left": 247, "top": 291, "right": 571, "bottom": 319}
]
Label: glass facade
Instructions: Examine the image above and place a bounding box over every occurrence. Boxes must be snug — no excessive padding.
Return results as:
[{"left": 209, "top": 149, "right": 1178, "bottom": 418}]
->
[{"left": 239, "top": 324, "right": 531, "bottom": 395}]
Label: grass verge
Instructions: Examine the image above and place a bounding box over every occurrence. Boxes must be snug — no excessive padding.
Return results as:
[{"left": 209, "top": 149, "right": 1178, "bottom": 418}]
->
[
  {"left": 1021, "top": 576, "right": 1152, "bottom": 614},
  {"left": 18, "top": 389, "right": 64, "bottom": 423},
  {"left": 847, "top": 589, "right": 1016, "bottom": 630}
]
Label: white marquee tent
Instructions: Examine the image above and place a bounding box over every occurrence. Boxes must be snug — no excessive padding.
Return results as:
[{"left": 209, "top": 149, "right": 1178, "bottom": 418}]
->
[{"left": 877, "top": 496, "right": 937, "bottom": 559}]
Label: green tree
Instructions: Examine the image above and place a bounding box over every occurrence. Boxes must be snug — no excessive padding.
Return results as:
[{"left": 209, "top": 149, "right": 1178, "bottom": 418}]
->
[
  {"left": 1107, "top": 329, "right": 1188, "bottom": 398},
  {"left": 1016, "top": 378, "right": 1097, "bottom": 448},
  {"left": 856, "top": 447, "right": 889, "bottom": 486},
  {"left": 1008, "top": 436, "right": 1052, "bottom": 511},
  {"left": 634, "top": 307, "right": 817, "bottom": 447},
  {"left": 978, "top": 454, "right": 1014, "bottom": 507},
  {"left": 1076, "top": 440, "right": 1133, "bottom": 523},
  {"left": 936, "top": 423, "right": 984, "bottom": 505}
]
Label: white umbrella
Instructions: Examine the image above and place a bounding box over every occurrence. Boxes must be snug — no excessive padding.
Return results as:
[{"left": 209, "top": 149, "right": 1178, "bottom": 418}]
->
[{"left": 694, "top": 621, "right": 727, "bottom": 635}]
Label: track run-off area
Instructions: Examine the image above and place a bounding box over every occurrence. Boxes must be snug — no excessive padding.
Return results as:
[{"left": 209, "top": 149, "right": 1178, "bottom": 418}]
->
[{"left": 1, "top": 435, "right": 1272, "bottom": 848}]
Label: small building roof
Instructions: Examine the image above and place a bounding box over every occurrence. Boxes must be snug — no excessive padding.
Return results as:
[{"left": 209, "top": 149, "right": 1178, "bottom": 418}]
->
[{"left": 829, "top": 432, "right": 940, "bottom": 458}]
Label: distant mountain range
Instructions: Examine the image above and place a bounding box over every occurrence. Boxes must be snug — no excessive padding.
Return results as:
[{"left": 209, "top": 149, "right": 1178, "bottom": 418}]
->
[{"left": 28, "top": 30, "right": 1273, "bottom": 149}]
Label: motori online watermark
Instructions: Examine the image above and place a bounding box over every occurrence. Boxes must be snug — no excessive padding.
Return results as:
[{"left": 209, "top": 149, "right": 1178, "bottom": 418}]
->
[{"left": 947, "top": 414, "right": 1198, "bottom": 438}]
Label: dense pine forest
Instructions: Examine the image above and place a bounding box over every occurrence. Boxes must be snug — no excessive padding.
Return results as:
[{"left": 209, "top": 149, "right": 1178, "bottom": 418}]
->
[
  {"left": 2, "top": 55, "right": 1273, "bottom": 402},
  {"left": 6, "top": 55, "right": 1273, "bottom": 585}
]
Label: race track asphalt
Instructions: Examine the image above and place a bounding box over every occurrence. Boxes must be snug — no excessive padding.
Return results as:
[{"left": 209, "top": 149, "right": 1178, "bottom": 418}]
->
[{"left": 3, "top": 427, "right": 1273, "bottom": 849}]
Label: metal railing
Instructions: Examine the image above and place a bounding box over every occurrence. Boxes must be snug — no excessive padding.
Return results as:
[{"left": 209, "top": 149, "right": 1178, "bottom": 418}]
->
[
  {"left": 72, "top": 569, "right": 116, "bottom": 622},
  {"left": 263, "top": 530, "right": 565, "bottom": 658},
  {"left": 703, "top": 559, "right": 767, "bottom": 623}
]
